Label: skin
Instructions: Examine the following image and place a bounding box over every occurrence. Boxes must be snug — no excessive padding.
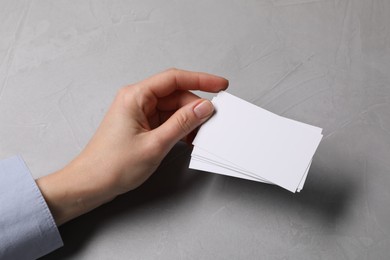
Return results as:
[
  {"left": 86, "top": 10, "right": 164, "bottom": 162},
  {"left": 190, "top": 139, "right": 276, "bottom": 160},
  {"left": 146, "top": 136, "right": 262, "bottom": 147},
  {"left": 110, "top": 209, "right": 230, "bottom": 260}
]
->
[{"left": 36, "top": 68, "right": 229, "bottom": 226}]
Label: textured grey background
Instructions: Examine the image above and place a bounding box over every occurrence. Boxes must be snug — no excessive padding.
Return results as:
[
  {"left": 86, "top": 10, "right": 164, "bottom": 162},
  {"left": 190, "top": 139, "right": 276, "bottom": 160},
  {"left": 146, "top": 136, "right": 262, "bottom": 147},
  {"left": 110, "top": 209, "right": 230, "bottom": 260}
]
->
[{"left": 1, "top": 0, "right": 390, "bottom": 259}]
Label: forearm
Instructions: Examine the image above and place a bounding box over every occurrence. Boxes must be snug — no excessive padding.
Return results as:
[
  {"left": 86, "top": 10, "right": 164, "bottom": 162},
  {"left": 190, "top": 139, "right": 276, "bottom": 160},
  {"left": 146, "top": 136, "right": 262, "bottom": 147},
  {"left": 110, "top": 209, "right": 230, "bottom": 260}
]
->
[{"left": 36, "top": 156, "right": 117, "bottom": 226}]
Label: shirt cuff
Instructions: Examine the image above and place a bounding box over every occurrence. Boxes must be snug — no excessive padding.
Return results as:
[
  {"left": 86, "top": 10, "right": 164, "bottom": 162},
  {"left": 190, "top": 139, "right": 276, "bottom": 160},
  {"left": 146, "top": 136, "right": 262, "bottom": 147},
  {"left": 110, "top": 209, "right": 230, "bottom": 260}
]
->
[{"left": 0, "top": 155, "right": 63, "bottom": 260}]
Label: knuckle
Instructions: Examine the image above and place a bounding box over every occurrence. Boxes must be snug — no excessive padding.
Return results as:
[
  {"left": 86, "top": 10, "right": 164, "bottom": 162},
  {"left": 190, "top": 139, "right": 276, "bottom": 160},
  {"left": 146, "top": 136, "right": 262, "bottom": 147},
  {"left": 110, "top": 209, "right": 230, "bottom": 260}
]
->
[
  {"left": 165, "top": 67, "right": 179, "bottom": 77},
  {"left": 116, "top": 86, "right": 130, "bottom": 101},
  {"left": 117, "top": 85, "right": 134, "bottom": 95},
  {"left": 175, "top": 112, "right": 193, "bottom": 135},
  {"left": 116, "top": 85, "right": 138, "bottom": 107},
  {"left": 166, "top": 67, "right": 178, "bottom": 73}
]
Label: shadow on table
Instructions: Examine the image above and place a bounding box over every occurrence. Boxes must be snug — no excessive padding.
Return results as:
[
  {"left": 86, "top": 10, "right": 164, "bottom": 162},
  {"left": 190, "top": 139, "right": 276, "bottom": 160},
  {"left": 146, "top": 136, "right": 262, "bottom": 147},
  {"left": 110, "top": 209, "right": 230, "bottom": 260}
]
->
[{"left": 41, "top": 143, "right": 358, "bottom": 259}]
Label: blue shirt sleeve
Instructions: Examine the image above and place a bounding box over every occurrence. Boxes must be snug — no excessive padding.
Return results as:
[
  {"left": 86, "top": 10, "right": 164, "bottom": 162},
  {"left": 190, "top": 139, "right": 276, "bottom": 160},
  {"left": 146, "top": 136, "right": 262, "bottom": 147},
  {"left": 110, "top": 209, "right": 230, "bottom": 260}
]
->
[{"left": 0, "top": 156, "right": 63, "bottom": 260}]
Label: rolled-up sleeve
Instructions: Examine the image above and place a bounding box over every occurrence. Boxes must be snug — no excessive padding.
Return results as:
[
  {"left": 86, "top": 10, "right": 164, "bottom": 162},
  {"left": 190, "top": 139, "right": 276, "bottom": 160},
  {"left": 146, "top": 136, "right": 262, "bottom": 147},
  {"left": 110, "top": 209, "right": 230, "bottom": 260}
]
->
[{"left": 0, "top": 156, "right": 63, "bottom": 260}]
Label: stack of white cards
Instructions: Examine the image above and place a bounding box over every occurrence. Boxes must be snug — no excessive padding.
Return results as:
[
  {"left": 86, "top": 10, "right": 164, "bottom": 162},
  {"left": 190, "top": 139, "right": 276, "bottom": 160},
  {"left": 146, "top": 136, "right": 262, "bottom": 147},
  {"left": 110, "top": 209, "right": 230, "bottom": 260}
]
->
[{"left": 189, "top": 91, "right": 323, "bottom": 193}]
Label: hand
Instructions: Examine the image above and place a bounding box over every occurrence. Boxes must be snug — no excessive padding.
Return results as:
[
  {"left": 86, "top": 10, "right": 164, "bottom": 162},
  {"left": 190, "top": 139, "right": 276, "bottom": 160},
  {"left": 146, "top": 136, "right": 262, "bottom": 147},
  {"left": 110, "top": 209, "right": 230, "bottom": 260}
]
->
[{"left": 36, "top": 68, "right": 228, "bottom": 225}]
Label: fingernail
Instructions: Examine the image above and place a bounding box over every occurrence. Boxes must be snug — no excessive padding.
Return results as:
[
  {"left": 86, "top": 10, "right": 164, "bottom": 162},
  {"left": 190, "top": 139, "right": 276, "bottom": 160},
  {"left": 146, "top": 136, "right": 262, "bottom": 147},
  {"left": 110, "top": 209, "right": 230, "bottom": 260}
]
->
[{"left": 194, "top": 100, "right": 214, "bottom": 119}]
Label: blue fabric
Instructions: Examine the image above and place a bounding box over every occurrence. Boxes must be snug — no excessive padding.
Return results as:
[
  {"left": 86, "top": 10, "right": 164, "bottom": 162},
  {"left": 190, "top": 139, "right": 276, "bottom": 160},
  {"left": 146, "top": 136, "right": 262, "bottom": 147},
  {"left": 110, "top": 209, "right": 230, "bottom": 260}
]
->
[{"left": 0, "top": 156, "right": 63, "bottom": 260}]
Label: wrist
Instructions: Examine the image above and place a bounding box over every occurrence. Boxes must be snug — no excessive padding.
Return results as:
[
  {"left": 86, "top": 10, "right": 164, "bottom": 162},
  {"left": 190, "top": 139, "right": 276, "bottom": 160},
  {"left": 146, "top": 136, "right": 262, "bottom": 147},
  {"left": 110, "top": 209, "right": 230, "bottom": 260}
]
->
[{"left": 36, "top": 156, "right": 118, "bottom": 226}]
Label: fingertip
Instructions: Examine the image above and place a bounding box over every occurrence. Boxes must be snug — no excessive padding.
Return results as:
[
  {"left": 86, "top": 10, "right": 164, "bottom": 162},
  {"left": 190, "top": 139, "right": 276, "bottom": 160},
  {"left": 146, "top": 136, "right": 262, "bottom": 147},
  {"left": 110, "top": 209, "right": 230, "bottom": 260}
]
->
[
  {"left": 152, "top": 98, "right": 213, "bottom": 149},
  {"left": 222, "top": 77, "right": 229, "bottom": 90},
  {"left": 193, "top": 99, "right": 214, "bottom": 119}
]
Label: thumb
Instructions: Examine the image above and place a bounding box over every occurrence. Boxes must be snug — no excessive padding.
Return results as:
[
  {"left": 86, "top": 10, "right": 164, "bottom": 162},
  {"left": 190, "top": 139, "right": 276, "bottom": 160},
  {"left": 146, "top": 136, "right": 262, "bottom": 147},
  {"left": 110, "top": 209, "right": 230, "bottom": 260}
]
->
[{"left": 153, "top": 99, "right": 214, "bottom": 149}]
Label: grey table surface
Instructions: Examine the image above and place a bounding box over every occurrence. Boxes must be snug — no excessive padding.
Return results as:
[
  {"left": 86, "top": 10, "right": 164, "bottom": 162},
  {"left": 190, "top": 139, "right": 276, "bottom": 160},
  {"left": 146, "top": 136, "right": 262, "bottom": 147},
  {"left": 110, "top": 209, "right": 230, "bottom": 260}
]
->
[{"left": 1, "top": 0, "right": 390, "bottom": 259}]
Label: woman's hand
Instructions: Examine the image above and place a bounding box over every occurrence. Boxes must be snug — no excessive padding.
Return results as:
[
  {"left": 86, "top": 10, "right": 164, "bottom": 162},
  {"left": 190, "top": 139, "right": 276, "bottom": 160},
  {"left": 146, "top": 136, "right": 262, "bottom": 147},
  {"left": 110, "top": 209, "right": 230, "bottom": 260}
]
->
[{"left": 36, "top": 69, "right": 228, "bottom": 225}]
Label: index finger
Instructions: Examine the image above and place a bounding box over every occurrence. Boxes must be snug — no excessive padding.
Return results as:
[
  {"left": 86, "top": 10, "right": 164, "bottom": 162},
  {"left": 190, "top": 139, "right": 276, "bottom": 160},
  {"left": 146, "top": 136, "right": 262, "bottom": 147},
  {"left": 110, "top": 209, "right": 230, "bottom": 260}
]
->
[{"left": 138, "top": 68, "right": 229, "bottom": 98}]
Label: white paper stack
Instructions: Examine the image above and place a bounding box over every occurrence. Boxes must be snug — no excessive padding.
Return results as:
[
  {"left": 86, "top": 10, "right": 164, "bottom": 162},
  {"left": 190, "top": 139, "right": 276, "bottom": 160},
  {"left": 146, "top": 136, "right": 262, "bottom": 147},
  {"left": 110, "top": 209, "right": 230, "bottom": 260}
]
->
[{"left": 189, "top": 91, "right": 323, "bottom": 193}]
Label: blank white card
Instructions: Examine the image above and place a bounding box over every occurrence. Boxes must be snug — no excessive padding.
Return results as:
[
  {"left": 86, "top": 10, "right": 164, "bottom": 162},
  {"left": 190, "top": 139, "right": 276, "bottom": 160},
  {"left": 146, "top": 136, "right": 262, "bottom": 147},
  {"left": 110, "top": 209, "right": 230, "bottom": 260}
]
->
[{"left": 189, "top": 91, "right": 323, "bottom": 193}]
